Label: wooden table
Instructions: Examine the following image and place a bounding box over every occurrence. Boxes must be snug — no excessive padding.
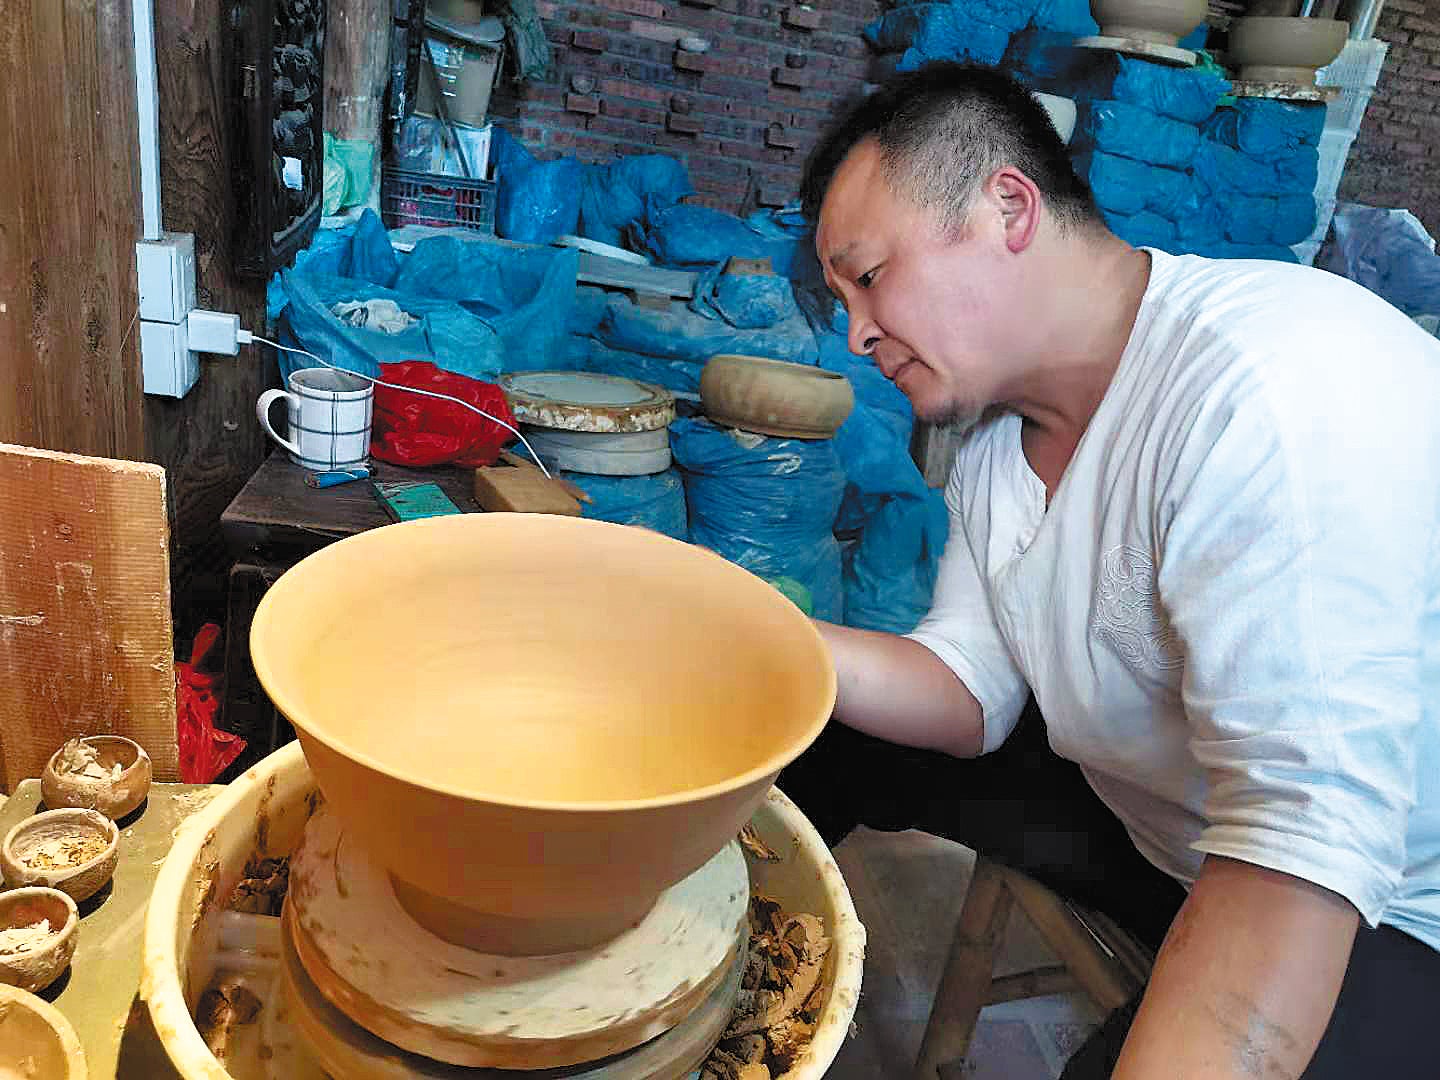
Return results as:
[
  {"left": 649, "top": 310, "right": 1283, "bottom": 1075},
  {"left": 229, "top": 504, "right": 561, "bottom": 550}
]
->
[
  {"left": 0, "top": 781, "right": 221, "bottom": 1078},
  {"left": 217, "top": 454, "right": 484, "bottom": 774},
  {"left": 220, "top": 453, "right": 481, "bottom": 563}
]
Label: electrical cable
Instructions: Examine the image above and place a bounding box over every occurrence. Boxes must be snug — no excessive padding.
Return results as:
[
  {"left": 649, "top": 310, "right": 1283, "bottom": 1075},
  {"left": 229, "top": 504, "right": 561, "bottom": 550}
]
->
[{"left": 240, "top": 330, "right": 553, "bottom": 479}]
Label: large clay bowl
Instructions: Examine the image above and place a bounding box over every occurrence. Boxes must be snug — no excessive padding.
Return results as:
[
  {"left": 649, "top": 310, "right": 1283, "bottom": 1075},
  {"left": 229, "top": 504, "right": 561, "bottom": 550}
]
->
[
  {"left": 250, "top": 515, "right": 836, "bottom": 955},
  {"left": 0, "top": 984, "right": 87, "bottom": 1079},
  {"left": 41, "top": 735, "right": 152, "bottom": 821},
  {"left": 1228, "top": 17, "right": 1348, "bottom": 84},
  {"left": 1, "top": 808, "right": 120, "bottom": 903},
  {"left": 1091, "top": 0, "right": 1206, "bottom": 44},
  {"left": 700, "top": 354, "right": 855, "bottom": 440},
  {"left": 0, "top": 887, "right": 79, "bottom": 994}
]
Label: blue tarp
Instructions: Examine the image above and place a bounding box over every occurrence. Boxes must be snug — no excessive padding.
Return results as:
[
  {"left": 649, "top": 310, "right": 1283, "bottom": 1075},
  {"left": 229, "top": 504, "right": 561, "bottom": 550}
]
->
[{"left": 562, "top": 467, "right": 688, "bottom": 540}]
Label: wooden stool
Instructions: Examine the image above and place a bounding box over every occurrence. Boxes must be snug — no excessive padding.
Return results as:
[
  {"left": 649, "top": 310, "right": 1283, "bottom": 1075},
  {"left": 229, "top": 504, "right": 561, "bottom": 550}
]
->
[{"left": 914, "top": 858, "right": 1155, "bottom": 1079}]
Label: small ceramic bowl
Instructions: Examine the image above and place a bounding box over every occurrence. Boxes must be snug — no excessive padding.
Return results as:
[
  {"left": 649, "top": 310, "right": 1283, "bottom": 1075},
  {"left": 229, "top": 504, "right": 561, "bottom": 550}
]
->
[
  {"left": 0, "top": 887, "right": 79, "bottom": 994},
  {"left": 41, "top": 735, "right": 152, "bottom": 821},
  {"left": 0, "top": 983, "right": 88, "bottom": 1079},
  {"left": 1, "top": 809, "right": 120, "bottom": 903}
]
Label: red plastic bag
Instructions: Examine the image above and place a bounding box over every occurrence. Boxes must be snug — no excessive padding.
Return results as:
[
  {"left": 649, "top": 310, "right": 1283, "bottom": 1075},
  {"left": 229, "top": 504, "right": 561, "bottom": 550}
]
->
[
  {"left": 370, "top": 360, "right": 516, "bottom": 467},
  {"left": 176, "top": 623, "right": 247, "bottom": 784}
]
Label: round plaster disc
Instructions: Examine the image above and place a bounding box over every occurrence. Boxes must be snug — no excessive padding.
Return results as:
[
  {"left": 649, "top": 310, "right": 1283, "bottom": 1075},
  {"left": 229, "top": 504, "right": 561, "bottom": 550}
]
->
[
  {"left": 286, "top": 803, "right": 748, "bottom": 1069},
  {"left": 1075, "top": 35, "right": 1196, "bottom": 66},
  {"left": 278, "top": 906, "right": 747, "bottom": 1079},
  {"left": 499, "top": 372, "right": 676, "bottom": 433},
  {"left": 521, "top": 425, "right": 672, "bottom": 476}
]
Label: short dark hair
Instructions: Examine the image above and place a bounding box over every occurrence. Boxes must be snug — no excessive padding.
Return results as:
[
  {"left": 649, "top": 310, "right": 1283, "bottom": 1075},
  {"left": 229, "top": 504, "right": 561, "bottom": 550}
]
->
[{"left": 800, "top": 61, "right": 1101, "bottom": 233}]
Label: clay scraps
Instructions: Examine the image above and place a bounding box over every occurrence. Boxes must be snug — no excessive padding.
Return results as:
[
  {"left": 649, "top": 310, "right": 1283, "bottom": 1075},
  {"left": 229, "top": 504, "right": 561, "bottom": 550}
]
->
[
  {"left": 0, "top": 919, "right": 55, "bottom": 956},
  {"left": 19, "top": 834, "right": 110, "bottom": 870},
  {"left": 700, "top": 895, "right": 831, "bottom": 1080},
  {"left": 229, "top": 856, "right": 290, "bottom": 916},
  {"left": 195, "top": 977, "right": 264, "bottom": 1062},
  {"left": 54, "top": 738, "right": 122, "bottom": 782}
]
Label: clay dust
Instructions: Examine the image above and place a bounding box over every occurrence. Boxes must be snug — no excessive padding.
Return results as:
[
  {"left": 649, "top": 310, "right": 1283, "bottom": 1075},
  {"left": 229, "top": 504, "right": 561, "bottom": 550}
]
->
[
  {"left": 18, "top": 834, "right": 110, "bottom": 871},
  {"left": 0, "top": 920, "right": 56, "bottom": 956}
]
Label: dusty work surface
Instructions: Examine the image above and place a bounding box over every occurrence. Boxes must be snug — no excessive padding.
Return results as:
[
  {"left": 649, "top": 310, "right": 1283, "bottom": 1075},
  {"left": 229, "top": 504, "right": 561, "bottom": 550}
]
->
[{"left": 0, "top": 779, "right": 220, "bottom": 1078}]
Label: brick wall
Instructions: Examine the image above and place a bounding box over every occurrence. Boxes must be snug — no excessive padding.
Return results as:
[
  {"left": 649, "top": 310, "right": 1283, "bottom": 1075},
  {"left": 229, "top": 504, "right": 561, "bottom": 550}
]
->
[
  {"left": 488, "top": 0, "right": 884, "bottom": 213},
  {"left": 1337, "top": 0, "right": 1440, "bottom": 237}
]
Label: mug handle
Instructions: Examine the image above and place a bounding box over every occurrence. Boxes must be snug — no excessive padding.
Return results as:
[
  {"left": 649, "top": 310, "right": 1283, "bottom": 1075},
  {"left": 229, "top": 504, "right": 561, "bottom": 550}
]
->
[{"left": 256, "top": 388, "right": 303, "bottom": 457}]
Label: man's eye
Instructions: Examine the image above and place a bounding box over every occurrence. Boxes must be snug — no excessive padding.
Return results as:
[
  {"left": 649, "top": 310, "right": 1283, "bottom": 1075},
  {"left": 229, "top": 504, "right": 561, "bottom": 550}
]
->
[{"left": 857, "top": 270, "right": 876, "bottom": 289}]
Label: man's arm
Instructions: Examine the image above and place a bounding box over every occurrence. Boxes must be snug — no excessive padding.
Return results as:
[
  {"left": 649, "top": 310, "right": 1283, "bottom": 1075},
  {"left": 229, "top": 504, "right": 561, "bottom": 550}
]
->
[
  {"left": 1114, "top": 855, "right": 1359, "bottom": 1080},
  {"left": 813, "top": 620, "right": 985, "bottom": 758}
]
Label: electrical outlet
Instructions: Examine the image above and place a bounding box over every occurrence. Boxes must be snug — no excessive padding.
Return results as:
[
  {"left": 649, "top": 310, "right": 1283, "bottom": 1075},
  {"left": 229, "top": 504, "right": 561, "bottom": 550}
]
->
[
  {"left": 139, "top": 319, "right": 199, "bottom": 398},
  {"left": 136, "top": 233, "right": 200, "bottom": 397},
  {"left": 136, "top": 234, "right": 196, "bottom": 323}
]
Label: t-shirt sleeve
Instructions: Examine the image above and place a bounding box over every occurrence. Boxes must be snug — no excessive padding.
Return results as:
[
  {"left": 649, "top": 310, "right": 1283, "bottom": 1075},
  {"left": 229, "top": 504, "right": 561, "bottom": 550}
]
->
[
  {"left": 1157, "top": 372, "right": 1430, "bottom": 926},
  {"left": 906, "top": 464, "right": 1029, "bottom": 753}
]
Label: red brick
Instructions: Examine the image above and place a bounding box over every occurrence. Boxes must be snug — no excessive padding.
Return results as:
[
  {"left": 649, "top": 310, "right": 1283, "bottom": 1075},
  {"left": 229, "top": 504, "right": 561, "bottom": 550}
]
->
[
  {"left": 595, "top": 0, "right": 669, "bottom": 17},
  {"left": 600, "top": 97, "right": 666, "bottom": 124},
  {"left": 598, "top": 78, "right": 669, "bottom": 104},
  {"left": 781, "top": 6, "right": 822, "bottom": 30},
  {"left": 566, "top": 93, "right": 602, "bottom": 115},
  {"left": 570, "top": 28, "right": 609, "bottom": 51},
  {"left": 1387, "top": 0, "right": 1427, "bottom": 13}
]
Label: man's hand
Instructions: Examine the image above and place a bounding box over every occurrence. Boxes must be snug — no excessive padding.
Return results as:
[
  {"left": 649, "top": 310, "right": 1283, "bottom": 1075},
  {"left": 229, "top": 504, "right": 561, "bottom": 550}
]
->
[
  {"left": 812, "top": 620, "right": 985, "bottom": 757},
  {"left": 1114, "top": 855, "right": 1359, "bottom": 1079}
]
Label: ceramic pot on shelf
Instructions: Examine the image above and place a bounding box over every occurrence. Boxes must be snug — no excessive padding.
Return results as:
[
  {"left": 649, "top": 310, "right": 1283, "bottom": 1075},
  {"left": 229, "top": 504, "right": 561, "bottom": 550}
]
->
[
  {"left": 1228, "top": 16, "right": 1349, "bottom": 85},
  {"left": 1090, "top": 0, "right": 1208, "bottom": 45}
]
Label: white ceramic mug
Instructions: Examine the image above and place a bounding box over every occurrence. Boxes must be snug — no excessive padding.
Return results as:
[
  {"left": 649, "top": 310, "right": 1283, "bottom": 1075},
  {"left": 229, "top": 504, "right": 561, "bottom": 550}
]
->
[{"left": 256, "top": 367, "right": 374, "bottom": 470}]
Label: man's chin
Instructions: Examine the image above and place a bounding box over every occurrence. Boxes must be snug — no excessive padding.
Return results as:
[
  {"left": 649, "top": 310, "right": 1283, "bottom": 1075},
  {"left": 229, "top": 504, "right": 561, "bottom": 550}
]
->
[{"left": 913, "top": 398, "right": 984, "bottom": 431}]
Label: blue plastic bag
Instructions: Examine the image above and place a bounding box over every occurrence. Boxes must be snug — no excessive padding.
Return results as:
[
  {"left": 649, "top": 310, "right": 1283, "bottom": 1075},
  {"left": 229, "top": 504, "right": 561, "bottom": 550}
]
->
[
  {"left": 391, "top": 236, "right": 578, "bottom": 372},
  {"left": 561, "top": 468, "right": 688, "bottom": 540},
  {"left": 670, "top": 417, "right": 846, "bottom": 622},
  {"left": 1077, "top": 151, "right": 1189, "bottom": 217},
  {"left": 689, "top": 265, "right": 800, "bottom": 329},
  {"left": 1103, "top": 209, "right": 1178, "bottom": 249},
  {"left": 843, "top": 492, "right": 950, "bottom": 633},
  {"left": 491, "top": 126, "right": 582, "bottom": 244},
  {"left": 633, "top": 204, "right": 789, "bottom": 269},
  {"left": 596, "top": 298, "right": 818, "bottom": 370},
  {"left": 1317, "top": 203, "right": 1440, "bottom": 317},
  {"left": 579, "top": 155, "right": 693, "bottom": 247},
  {"left": 1204, "top": 99, "right": 1326, "bottom": 157},
  {"left": 1076, "top": 101, "right": 1200, "bottom": 168}
]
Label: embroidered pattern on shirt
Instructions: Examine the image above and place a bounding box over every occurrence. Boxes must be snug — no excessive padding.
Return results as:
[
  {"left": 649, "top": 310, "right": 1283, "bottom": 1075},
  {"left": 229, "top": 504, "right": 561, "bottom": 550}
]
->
[{"left": 1093, "top": 544, "right": 1184, "bottom": 670}]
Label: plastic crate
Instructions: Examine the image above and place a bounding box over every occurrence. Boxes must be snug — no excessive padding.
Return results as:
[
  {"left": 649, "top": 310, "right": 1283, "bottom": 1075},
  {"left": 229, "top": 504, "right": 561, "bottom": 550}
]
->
[{"left": 381, "top": 167, "right": 496, "bottom": 234}]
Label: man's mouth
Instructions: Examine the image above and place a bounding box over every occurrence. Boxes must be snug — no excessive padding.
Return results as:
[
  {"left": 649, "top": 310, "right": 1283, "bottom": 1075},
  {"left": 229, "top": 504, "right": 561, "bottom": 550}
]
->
[{"left": 884, "top": 358, "right": 917, "bottom": 384}]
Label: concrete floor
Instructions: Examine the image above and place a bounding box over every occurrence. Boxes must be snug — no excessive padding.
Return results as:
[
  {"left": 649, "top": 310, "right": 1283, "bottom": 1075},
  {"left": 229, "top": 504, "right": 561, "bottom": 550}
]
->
[{"left": 825, "top": 828, "right": 1107, "bottom": 1078}]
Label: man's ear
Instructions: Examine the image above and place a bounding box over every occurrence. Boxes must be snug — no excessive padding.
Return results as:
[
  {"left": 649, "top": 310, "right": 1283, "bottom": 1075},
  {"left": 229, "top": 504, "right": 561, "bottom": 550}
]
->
[{"left": 987, "top": 167, "right": 1042, "bottom": 254}]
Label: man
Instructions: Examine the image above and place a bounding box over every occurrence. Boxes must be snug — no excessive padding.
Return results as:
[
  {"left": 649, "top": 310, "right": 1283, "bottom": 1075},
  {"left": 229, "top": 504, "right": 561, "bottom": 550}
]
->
[{"left": 786, "top": 61, "right": 1440, "bottom": 1077}]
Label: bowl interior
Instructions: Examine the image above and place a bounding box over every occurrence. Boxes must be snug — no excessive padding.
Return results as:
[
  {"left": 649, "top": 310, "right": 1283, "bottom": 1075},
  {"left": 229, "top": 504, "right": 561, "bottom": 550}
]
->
[
  {"left": 48, "top": 735, "right": 142, "bottom": 780},
  {"left": 0, "top": 889, "right": 75, "bottom": 942},
  {"left": 252, "top": 516, "right": 835, "bottom": 806},
  {"left": 7, "top": 811, "right": 117, "bottom": 873},
  {"left": 0, "top": 987, "right": 81, "bottom": 1080}
]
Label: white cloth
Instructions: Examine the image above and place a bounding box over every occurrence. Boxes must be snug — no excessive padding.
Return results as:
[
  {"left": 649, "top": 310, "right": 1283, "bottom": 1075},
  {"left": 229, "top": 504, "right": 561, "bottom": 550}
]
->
[{"left": 907, "top": 250, "right": 1440, "bottom": 952}]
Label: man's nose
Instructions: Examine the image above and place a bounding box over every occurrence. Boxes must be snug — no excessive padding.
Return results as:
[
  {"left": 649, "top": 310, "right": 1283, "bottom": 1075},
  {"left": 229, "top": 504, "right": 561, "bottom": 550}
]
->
[{"left": 847, "top": 314, "right": 881, "bottom": 357}]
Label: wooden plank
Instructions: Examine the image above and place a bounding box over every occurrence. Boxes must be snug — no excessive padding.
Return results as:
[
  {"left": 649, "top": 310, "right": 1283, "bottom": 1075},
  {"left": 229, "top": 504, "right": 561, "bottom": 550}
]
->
[
  {"left": 0, "top": 0, "right": 146, "bottom": 459},
  {"left": 0, "top": 443, "right": 178, "bottom": 790},
  {"left": 575, "top": 251, "right": 697, "bottom": 298}
]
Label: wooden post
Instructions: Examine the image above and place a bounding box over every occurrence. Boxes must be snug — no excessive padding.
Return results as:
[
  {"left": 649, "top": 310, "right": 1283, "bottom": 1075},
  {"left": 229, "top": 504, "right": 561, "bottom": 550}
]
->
[{"left": 325, "top": 0, "right": 392, "bottom": 211}]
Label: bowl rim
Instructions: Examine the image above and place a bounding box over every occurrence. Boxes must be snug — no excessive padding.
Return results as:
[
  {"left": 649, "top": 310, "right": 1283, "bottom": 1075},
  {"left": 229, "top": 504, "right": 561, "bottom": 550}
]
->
[
  {"left": 251, "top": 515, "right": 838, "bottom": 813},
  {"left": 43, "top": 734, "right": 151, "bottom": 780},
  {"left": 2, "top": 808, "right": 121, "bottom": 880},
  {"left": 0, "top": 982, "right": 87, "bottom": 1076},
  {"left": 704, "top": 353, "right": 853, "bottom": 381},
  {"left": 0, "top": 886, "right": 80, "bottom": 948}
]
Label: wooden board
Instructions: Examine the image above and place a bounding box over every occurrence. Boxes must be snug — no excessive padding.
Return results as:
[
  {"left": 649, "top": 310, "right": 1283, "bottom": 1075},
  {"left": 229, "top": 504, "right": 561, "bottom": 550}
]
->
[
  {"left": 575, "top": 252, "right": 697, "bottom": 299},
  {"left": 0, "top": 443, "right": 178, "bottom": 790},
  {"left": 474, "top": 465, "right": 583, "bottom": 515}
]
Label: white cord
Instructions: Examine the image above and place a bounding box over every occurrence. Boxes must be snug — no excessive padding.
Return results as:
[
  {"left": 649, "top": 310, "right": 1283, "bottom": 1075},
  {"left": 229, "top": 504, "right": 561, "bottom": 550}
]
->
[{"left": 242, "top": 331, "right": 553, "bottom": 479}]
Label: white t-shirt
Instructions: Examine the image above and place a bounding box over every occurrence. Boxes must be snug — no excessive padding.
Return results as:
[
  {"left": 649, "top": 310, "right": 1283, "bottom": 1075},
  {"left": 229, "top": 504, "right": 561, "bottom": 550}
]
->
[{"left": 907, "top": 249, "right": 1440, "bottom": 952}]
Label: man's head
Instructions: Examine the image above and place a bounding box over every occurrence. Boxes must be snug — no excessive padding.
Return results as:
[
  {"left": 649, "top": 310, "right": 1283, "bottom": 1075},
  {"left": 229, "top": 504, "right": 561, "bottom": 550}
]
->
[{"left": 804, "top": 63, "right": 1106, "bottom": 425}]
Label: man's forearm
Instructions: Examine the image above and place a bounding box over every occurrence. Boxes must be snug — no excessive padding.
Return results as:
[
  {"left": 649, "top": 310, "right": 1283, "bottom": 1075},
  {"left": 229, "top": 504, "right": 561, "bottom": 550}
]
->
[
  {"left": 812, "top": 620, "right": 984, "bottom": 757},
  {"left": 1114, "top": 855, "right": 1359, "bottom": 1080}
]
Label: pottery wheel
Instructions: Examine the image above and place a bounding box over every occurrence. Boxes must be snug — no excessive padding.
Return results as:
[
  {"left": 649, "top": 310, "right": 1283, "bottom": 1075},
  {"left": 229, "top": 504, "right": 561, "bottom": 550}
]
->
[
  {"left": 286, "top": 803, "right": 749, "bottom": 1069},
  {"left": 499, "top": 372, "right": 676, "bottom": 433},
  {"left": 278, "top": 906, "right": 747, "bottom": 1079}
]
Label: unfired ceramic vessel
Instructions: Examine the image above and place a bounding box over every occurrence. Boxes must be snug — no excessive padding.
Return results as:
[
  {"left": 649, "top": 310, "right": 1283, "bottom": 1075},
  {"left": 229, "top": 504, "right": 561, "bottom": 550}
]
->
[
  {"left": 2, "top": 809, "right": 121, "bottom": 903},
  {"left": 42, "top": 735, "right": 152, "bottom": 821},
  {"left": 142, "top": 741, "right": 866, "bottom": 1080},
  {"left": 0, "top": 983, "right": 88, "bottom": 1079},
  {"left": 0, "top": 887, "right": 79, "bottom": 994},
  {"left": 248, "top": 514, "right": 837, "bottom": 956},
  {"left": 1228, "top": 16, "right": 1348, "bottom": 84},
  {"left": 1090, "top": 0, "right": 1207, "bottom": 44},
  {"left": 700, "top": 354, "right": 855, "bottom": 440}
]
